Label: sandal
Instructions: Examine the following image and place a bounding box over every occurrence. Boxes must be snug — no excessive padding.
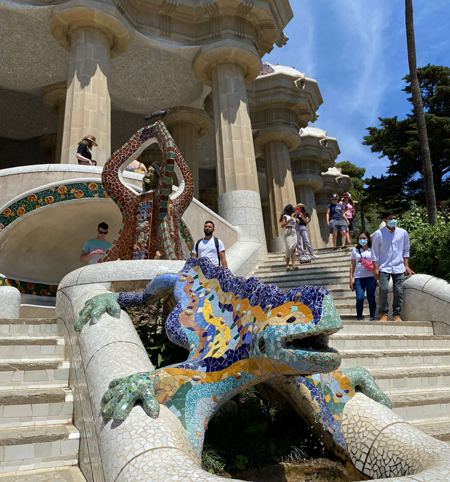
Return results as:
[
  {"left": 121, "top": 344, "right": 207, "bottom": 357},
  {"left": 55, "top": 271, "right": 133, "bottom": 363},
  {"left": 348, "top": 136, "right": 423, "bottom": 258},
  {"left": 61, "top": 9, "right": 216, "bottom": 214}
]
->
[{"left": 286, "top": 267, "right": 291, "bottom": 271}]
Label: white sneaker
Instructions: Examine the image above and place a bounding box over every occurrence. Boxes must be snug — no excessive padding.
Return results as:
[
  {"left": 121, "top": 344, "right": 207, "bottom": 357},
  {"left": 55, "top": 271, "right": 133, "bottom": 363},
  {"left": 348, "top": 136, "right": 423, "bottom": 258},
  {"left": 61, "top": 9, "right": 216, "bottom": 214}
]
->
[{"left": 311, "top": 254, "right": 319, "bottom": 259}]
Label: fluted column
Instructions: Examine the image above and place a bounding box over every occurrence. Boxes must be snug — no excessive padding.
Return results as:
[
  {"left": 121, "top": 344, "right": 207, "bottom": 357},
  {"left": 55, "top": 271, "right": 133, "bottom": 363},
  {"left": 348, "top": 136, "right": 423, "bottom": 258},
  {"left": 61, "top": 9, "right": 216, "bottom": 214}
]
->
[
  {"left": 295, "top": 184, "right": 321, "bottom": 250},
  {"left": 254, "top": 128, "right": 300, "bottom": 252},
  {"left": 265, "top": 142, "right": 296, "bottom": 251},
  {"left": 165, "top": 107, "right": 212, "bottom": 199},
  {"left": 193, "top": 41, "right": 266, "bottom": 249},
  {"left": 51, "top": 1, "right": 130, "bottom": 166},
  {"left": 43, "top": 82, "right": 67, "bottom": 164}
]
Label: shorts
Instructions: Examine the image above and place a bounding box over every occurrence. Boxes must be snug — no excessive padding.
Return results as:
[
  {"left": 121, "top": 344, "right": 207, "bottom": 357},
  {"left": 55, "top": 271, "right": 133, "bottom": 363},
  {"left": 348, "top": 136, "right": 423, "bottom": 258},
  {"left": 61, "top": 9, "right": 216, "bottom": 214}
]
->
[
  {"left": 348, "top": 218, "right": 354, "bottom": 233},
  {"left": 330, "top": 219, "right": 348, "bottom": 233}
]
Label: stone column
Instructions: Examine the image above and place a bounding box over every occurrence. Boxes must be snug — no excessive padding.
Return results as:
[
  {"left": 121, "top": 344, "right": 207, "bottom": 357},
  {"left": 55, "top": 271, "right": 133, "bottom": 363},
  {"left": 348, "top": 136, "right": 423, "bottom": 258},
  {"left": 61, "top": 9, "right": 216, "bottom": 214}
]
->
[
  {"left": 165, "top": 107, "right": 212, "bottom": 199},
  {"left": 295, "top": 184, "right": 321, "bottom": 251},
  {"left": 254, "top": 128, "right": 300, "bottom": 252},
  {"left": 51, "top": 1, "right": 130, "bottom": 166},
  {"left": 43, "top": 82, "right": 67, "bottom": 164},
  {"left": 193, "top": 41, "right": 266, "bottom": 251},
  {"left": 38, "top": 134, "right": 58, "bottom": 163}
]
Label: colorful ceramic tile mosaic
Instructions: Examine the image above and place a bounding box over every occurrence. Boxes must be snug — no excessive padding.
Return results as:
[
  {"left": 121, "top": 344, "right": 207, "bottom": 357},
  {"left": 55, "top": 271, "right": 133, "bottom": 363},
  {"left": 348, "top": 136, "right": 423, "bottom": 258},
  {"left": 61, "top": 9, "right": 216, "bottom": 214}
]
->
[
  {"left": 0, "top": 182, "right": 110, "bottom": 231},
  {"left": 259, "top": 62, "right": 276, "bottom": 76},
  {"left": 0, "top": 276, "right": 57, "bottom": 297},
  {"left": 76, "top": 257, "right": 347, "bottom": 457},
  {"left": 100, "top": 121, "right": 194, "bottom": 262},
  {"left": 0, "top": 173, "right": 195, "bottom": 297}
]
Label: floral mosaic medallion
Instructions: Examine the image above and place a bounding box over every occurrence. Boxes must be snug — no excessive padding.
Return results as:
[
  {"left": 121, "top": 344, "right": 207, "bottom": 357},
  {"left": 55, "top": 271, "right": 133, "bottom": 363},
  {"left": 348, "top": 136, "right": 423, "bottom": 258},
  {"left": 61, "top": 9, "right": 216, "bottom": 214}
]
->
[
  {"left": 0, "top": 178, "right": 195, "bottom": 297},
  {"left": 0, "top": 276, "right": 57, "bottom": 297}
]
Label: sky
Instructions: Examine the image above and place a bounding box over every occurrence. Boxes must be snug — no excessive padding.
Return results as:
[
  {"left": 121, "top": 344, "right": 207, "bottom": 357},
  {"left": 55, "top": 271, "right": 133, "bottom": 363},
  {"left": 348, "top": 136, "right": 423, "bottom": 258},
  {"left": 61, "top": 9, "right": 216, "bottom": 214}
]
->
[{"left": 264, "top": 0, "right": 450, "bottom": 180}]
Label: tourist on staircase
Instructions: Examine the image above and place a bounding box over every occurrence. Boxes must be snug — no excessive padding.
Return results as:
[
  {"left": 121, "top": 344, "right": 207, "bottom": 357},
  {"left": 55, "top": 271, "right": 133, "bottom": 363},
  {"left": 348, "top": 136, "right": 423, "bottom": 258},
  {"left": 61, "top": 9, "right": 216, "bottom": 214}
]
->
[
  {"left": 294, "top": 203, "right": 319, "bottom": 263},
  {"left": 371, "top": 211, "right": 415, "bottom": 322},
  {"left": 349, "top": 232, "right": 377, "bottom": 321},
  {"left": 326, "top": 193, "right": 350, "bottom": 251},
  {"left": 280, "top": 204, "right": 299, "bottom": 271},
  {"left": 192, "top": 220, "right": 228, "bottom": 268},
  {"left": 340, "top": 192, "right": 355, "bottom": 246}
]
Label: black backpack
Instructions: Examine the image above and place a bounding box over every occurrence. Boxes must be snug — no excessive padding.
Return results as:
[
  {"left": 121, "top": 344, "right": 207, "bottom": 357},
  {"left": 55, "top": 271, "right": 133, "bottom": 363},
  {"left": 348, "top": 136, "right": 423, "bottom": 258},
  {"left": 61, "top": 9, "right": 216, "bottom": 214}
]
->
[{"left": 195, "top": 237, "right": 221, "bottom": 266}]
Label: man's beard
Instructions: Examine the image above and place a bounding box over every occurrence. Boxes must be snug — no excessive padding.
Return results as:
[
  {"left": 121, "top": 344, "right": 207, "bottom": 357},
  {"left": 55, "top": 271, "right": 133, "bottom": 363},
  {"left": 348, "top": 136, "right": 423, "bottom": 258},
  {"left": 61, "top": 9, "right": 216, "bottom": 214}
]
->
[{"left": 204, "top": 230, "right": 213, "bottom": 236}]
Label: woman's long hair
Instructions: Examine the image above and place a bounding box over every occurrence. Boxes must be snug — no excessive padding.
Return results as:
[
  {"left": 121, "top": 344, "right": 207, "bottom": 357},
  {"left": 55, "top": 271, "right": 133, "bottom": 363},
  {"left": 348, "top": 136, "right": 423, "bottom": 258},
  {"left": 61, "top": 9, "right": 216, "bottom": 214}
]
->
[
  {"left": 279, "top": 204, "right": 294, "bottom": 223},
  {"left": 356, "top": 231, "right": 371, "bottom": 249},
  {"left": 78, "top": 138, "right": 92, "bottom": 148}
]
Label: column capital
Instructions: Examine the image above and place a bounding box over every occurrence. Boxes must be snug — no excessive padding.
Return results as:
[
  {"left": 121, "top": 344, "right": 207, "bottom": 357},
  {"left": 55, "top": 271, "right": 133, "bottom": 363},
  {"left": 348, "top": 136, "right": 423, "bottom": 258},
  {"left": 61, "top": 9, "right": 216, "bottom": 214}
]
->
[
  {"left": 50, "top": 0, "right": 130, "bottom": 57},
  {"left": 43, "top": 82, "right": 67, "bottom": 114},
  {"left": 192, "top": 39, "right": 261, "bottom": 87},
  {"left": 253, "top": 126, "right": 300, "bottom": 155},
  {"left": 164, "top": 107, "right": 212, "bottom": 137}
]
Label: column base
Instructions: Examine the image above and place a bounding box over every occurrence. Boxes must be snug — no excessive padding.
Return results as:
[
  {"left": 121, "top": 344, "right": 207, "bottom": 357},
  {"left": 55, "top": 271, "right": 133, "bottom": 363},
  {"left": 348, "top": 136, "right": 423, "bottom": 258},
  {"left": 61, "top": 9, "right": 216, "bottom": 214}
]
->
[
  {"left": 269, "top": 236, "right": 285, "bottom": 253},
  {"left": 218, "top": 190, "right": 267, "bottom": 276}
]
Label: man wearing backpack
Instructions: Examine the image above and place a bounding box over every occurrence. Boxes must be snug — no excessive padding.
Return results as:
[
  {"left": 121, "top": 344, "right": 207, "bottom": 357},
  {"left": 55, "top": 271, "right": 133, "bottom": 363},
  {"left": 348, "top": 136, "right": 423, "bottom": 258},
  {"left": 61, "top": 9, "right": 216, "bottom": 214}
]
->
[{"left": 192, "top": 221, "right": 228, "bottom": 268}]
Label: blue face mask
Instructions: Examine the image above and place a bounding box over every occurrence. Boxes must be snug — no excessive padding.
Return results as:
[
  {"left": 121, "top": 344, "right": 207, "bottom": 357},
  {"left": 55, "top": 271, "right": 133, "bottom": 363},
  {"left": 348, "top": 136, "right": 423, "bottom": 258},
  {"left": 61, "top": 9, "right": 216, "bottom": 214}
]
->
[
  {"left": 387, "top": 219, "right": 397, "bottom": 228},
  {"left": 358, "top": 239, "right": 368, "bottom": 246}
]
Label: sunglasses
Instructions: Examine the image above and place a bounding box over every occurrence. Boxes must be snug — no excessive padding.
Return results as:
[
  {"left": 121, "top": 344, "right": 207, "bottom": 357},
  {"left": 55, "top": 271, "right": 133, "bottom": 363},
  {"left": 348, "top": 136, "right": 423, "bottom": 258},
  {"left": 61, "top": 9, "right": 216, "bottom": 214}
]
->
[{"left": 98, "top": 230, "right": 108, "bottom": 234}]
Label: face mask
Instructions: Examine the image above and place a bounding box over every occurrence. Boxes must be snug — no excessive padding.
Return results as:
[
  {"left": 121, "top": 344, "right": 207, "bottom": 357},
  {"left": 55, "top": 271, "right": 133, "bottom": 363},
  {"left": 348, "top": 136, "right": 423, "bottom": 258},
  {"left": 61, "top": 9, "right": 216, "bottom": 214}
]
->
[
  {"left": 387, "top": 219, "right": 397, "bottom": 228},
  {"left": 204, "top": 229, "right": 213, "bottom": 236},
  {"left": 359, "top": 239, "right": 368, "bottom": 246}
]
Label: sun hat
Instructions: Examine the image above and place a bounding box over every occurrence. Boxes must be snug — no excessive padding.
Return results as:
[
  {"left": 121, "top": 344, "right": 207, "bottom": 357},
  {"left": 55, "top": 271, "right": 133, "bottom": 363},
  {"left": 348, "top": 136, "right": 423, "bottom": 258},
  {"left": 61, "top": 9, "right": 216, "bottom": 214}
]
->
[
  {"left": 83, "top": 134, "right": 98, "bottom": 146},
  {"left": 296, "top": 203, "right": 307, "bottom": 210},
  {"left": 343, "top": 192, "right": 351, "bottom": 198}
]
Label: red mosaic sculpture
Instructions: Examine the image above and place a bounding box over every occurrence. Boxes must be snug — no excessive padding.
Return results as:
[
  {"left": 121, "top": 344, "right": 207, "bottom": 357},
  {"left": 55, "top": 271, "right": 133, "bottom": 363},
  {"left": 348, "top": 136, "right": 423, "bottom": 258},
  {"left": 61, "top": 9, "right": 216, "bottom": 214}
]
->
[{"left": 100, "top": 121, "right": 194, "bottom": 262}]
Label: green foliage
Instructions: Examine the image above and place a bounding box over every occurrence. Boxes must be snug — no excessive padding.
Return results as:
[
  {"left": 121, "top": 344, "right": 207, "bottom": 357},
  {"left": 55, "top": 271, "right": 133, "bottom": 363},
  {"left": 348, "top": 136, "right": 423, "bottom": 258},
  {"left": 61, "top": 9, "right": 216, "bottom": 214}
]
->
[
  {"left": 363, "top": 64, "right": 450, "bottom": 213},
  {"left": 201, "top": 446, "right": 226, "bottom": 474},
  {"left": 202, "top": 386, "right": 329, "bottom": 474},
  {"left": 126, "top": 298, "right": 187, "bottom": 369},
  {"left": 408, "top": 223, "right": 450, "bottom": 283}
]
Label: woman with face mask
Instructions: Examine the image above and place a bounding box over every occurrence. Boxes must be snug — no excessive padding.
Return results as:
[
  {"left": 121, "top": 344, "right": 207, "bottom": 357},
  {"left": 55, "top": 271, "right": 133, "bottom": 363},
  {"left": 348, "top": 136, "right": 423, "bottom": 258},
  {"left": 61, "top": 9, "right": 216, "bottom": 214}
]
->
[
  {"left": 280, "top": 204, "right": 299, "bottom": 271},
  {"left": 349, "top": 232, "right": 377, "bottom": 321}
]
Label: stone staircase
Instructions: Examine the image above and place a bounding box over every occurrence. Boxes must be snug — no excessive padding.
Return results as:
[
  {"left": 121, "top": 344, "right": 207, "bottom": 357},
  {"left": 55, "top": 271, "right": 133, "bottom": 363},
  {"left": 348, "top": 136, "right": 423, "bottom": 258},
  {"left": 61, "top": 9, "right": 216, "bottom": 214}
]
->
[
  {"left": 0, "top": 314, "right": 85, "bottom": 481},
  {"left": 253, "top": 248, "right": 450, "bottom": 442}
]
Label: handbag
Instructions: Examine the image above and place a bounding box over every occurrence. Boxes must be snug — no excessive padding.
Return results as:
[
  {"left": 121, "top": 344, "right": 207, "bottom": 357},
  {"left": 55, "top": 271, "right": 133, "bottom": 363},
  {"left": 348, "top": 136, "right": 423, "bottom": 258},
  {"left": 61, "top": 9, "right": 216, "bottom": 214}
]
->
[{"left": 358, "top": 248, "right": 374, "bottom": 272}]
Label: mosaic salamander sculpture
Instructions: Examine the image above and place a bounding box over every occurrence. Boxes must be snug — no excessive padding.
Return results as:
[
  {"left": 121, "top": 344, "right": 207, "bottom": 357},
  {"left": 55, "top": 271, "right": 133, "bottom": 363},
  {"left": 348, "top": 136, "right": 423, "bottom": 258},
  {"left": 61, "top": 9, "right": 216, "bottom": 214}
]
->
[
  {"left": 100, "top": 121, "right": 193, "bottom": 262},
  {"left": 75, "top": 258, "right": 390, "bottom": 458}
]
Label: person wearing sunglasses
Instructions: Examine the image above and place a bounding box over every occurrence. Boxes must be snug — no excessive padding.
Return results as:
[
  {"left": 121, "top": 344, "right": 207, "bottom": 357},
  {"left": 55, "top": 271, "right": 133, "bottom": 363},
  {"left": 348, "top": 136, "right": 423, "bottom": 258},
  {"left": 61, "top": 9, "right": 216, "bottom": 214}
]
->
[{"left": 80, "top": 222, "right": 112, "bottom": 264}]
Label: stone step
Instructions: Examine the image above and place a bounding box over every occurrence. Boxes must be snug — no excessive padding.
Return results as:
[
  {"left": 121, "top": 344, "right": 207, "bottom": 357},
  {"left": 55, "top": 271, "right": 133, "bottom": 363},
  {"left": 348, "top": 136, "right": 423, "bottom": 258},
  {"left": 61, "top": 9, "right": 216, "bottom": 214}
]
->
[
  {"left": 0, "top": 319, "right": 58, "bottom": 336},
  {"left": 339, "top": 320, "right": 433, "bottom": 335},
  {"left": 330, "top": 334, "right": 450, "bottom": 350},
  {"left": 19, "top": 305, "right": 56, "bottom": 320},
  {"left": 0, "top": 424, "right": 79, "bottom": 473},
  {"left": 264, "top": 280, "right": 350, "bottom": 293},
  {"left": 389, "top": 389, "right": 450, "bottom": 423},
  {"left": 0, "top": 466, "right": 86, "bottom": 481},
  {"left": 411, "top": 419, "right": 450, "bottom": 441},
  {"left": 0, "top": 337, "right": 65, "bottom": 359},
  {"left": 254, "top": 271, "right": 348, "bottom": 283},
  {"left": 267, "top": 249, "right": 352, "bottom": 261},
  {"left": 0, "top": 388, "right": 73, "bottom": 428},
  {"left": 339, "top": 347, "right": 450, "bottom": 369},
  {"left": 370, "top": 365, "right": 450, "bottom": 392},
  {"left": 255, "top": 260, "right": 351, "bottom": 273},
  {"left": 0, "top": 359, "right": 69, "bottom": 390}
]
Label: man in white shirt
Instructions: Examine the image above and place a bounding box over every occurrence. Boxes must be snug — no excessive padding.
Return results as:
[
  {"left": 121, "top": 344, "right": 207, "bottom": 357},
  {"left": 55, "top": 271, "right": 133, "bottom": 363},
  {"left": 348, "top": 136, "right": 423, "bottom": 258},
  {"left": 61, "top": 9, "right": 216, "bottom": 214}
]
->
[
  {"left": 371, "top": 211, "right": 415, "bottom": 321},
  {"left": 192, "top": 221, "right": 228, "bottom": 268}
]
